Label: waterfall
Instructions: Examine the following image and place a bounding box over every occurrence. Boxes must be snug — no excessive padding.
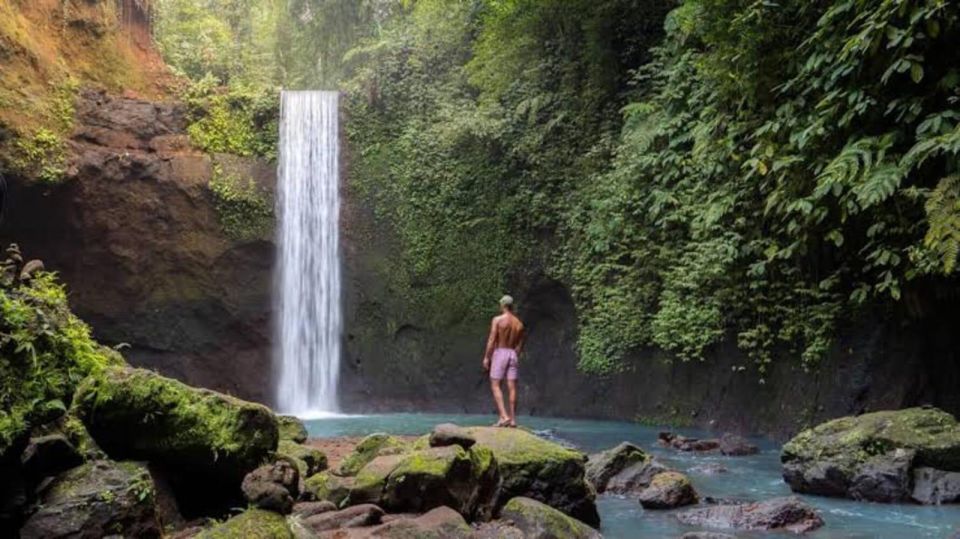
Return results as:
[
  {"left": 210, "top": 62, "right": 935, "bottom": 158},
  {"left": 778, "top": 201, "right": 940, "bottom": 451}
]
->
[{"left": 275, "top": 91, "right": 342, "bottom": 415}]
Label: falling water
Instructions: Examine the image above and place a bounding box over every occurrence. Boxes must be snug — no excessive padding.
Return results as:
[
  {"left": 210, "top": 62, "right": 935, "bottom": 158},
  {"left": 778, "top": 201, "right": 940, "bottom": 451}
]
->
[{"left": 275, "top": 91, "right": 342, "bottom": 415}]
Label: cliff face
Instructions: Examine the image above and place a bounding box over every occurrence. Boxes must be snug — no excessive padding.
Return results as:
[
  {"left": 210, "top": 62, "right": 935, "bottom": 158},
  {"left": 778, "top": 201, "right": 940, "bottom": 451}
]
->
[{"left": 1, "top": 89, "right": 277, "bottom": 403}]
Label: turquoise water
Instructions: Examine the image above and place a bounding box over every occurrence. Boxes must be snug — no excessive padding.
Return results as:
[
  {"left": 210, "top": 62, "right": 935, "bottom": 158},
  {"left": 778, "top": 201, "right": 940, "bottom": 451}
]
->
[{"left": 304, "top": 414, "right": 960, "bottom": 539}]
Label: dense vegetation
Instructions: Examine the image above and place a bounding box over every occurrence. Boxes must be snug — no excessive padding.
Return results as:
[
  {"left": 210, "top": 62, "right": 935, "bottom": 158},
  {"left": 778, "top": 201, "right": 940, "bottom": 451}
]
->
[{"left": 152, "top": 0, "right": 960, "bottom": 376}]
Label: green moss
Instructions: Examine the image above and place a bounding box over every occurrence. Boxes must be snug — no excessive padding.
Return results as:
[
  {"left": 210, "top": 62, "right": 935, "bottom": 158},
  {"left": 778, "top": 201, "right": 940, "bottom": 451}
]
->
[
  {"left": 277, "top": 415, "right": 308, "bottom": 443},
  {"left": 303, "top": 471, "right": 351, "bottom": 507},
  {"left": 338, "top": 433, "right": 409, "bottom": 476},
  {"left": 0, "top": 269, "right": 117, "bottom": 458},
  {"left": 208, "top": 163, "right": 273, "bottom": 241},
  {"left": 196, "top": 509, "right": 293, "bottom": 539},
  {"left": 72, "top": 366, "right": 278, "bottom": 474},
  {"left": 277, "top": 440, "right": 327, "bottom": 477},
  {"left": 464, "top": 427, "right": 584, "bottom": 468},
  {"left": 502, "top": 497, "right": 593, "bottom": 538}
]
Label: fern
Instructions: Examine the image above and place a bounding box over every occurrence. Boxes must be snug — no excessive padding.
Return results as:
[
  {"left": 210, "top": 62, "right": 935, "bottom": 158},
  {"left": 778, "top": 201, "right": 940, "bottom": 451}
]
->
[{"left": 924, "top": 176, "right": 960, "bottom": 274}]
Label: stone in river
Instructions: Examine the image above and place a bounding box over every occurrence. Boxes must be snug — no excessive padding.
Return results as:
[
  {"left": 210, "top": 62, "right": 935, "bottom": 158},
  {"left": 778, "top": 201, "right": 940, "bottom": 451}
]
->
[
  {"left": 676, "top": 496, "right": 824, "bottom": 534},
  {"left": 637, "top": 471, "right": 699, "bottom": 509}
]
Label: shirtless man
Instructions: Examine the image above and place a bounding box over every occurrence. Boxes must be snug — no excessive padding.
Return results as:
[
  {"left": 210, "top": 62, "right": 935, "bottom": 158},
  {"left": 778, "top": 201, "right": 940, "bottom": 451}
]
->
[{"left": 482, "top": 295, "right": 525, "bottom": 427}]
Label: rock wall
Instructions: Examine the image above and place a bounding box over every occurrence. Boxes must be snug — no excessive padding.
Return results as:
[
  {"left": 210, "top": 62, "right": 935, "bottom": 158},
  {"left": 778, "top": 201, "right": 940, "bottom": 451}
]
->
[{"left": 0, "top": 89, "right": 277, "bottom": 403}]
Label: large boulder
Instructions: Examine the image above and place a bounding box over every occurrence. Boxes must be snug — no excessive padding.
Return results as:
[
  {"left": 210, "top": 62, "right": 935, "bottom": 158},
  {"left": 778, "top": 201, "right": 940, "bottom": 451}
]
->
[
  {"left": 465, "top": 426, "right": 599, "bottom": 527},
  {"left": 500, "top": 497, "right": 601, "bottom": 539},
  {"left": 912, "top": 467, "right": 960, "bottom": 504},
  {"left": 781, "top": 407, "right": 960, "bottom": 503},
  {"left": 20, "top": 460, "right": 161, "bottom": 539},
  {"left": 637, "top": 471, "right": 699, "bottom": 509},
  {"left": 304, "top": 471, "right": 352, "bottom": 506},
  {"left": 278, "top": 416, "right": 308, "bottom": 444},
  {"left": 278, "top": 440, "right": 328, "bottom": 478},
  {"left": 676, "top": 496, "right": 824, "bottom": 534},
  {"left": 430, "top": 423, "right": 477, "bottom": 450},
  {"left": 195, "top": 508, "right": 293, "bottom": 539},
  {"left": 242, "top": 460, "right": 300, "bottom": 514},
  {"left": 318, "top": 506, "right": 473, "bottom": 539},
  {"left": 586, "top": 442, "right": 669, "bottom": 495},
  {"left": 337, "top": 433, "right": 410, "bottom": 476},
  {"left": 347, "top": 444, "right": 499, "bottom": 521},
  {"left": 72, "top": 367, "right": 279, "bottom": 514},
  {"left": 302, "top": 503, "right": 384, "bottom": 533}
]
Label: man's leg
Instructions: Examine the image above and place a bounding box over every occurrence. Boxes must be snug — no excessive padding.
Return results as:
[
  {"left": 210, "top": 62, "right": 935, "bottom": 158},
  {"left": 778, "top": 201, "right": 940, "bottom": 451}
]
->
[
  {"left": 506, "top": 379, "right": 518, "bottom": 427},
  {"left": 490, "top": 378, "right": 509, "bottom": 425}
]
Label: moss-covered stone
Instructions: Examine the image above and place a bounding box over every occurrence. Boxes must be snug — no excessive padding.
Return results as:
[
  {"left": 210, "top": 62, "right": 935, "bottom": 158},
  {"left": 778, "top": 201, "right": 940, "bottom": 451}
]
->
[
  {"left": 19, "top": 460, "right": 160, "bottom": 538},
  {"left": 501, "top": 497, "right": 601, "bottom": 539},
  {"left": 72, "top": 366, "right": 278, "bottom": 513},
  {"left": 277, "top": 415, "right": 308, "bottom": 443},
  {"left": 465, "top": 427, "right": 599, "bottom": 526},
  {"left": 781, "top": 407, "right": 960, "bottom": 501},
  {"left": 585, "top": 442, "right": 650, "bottom": 492},
  {"left": 277, "top": 440, "right": 327, "bottom": 478},
  {"left": 196, "top": 509, "right": 293, "bottom": 539},
  {"left": 303, "top": 471, "right": 352, "bottom": 507},
  {"left": 337, "top": 433, "right": 409, "bottom": 476}
]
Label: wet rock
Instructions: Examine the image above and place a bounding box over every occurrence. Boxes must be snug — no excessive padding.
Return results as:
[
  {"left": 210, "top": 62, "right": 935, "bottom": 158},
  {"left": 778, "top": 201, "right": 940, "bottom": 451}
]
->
[
  {"left": 638, "top": 471, "right": 699, "bottom": 509},
  {"left": 278, "top": 416, "right": 308, "bottom": 444},
  {"left": 195, "top": 508, "right": 292, "bottom": 538},
  {"left": 303, "top": 503, "right": 384, "bottom": 532},
  {"left": 781, "top": 407, "right": 960, "bottom": 503},
  {"left": 347, "top": 444, "right": 499, "bottom": 521},
  {"left": 466, "top": 426, "right": 600, "bottom": 527},
  {"left": 293, "top": 500, "right": 338, "bottom": 518},
  {"left": 242, "top": 460, "right": 300, "bottom": 514},
  {"left": 337, "top": 433, "right": 410, "bottom": 476},
  {"left": 472, "top": 521, "right": 527, "bottom": 539},
  {"left": 719, "top": 434, "right": 758, "bottom": 456},
  {"left": 20, "top": 460, "right": 160, "bottom": 539},
  {"left": 304, "top": 471, "right": 352, "bottom": 505},
  {"left": 585, "top": 442, "right": 649, "bottom": 492},
  {"left": 912, "top": 467, "right": 960, "bottom": 504},
  {"left": 659, "top": 432, "right": 720, "bottom": 452},
  {"left": 277, "top": 440, "right": 327, "bottom": 478},
  {"left": 20, "top": 434, "right": 83, "bottom": 483},
  {"left": 500, "top": 496, "right": 601, "bottom": 539},
  {"left": 429, "top": 423, "right": 476, "bottom": 450},
  {"left": 606, "top": 458, "right": 670, "bottom": 495},
  {"left": 676, "top": 496, "right": 824, "bottom": 534},
  {"left": 680, "top": 533, "right": 737, "bottom": 539},
  {"left": 72, "top": 367, "right": 279, "bottom": 514}
]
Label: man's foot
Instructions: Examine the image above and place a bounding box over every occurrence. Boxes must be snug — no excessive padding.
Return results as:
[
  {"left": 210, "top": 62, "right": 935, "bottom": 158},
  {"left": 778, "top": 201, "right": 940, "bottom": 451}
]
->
[
  {"left": 493, "top": 418, "right": 510, "bottom": 427},
  {"left": 507, "top": 421, "right": 517, "bottom": 428}
]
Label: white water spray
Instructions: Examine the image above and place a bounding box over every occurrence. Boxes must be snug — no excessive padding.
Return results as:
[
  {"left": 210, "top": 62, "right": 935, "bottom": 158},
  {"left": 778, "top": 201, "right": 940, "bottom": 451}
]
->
[{"left": 275, "top": 91, "right": 342, "bottom": 415}]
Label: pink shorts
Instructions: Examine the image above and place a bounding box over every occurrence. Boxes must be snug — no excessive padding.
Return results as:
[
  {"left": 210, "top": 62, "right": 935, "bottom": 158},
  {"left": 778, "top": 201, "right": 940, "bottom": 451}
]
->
[{"left": 490, "top": 348, "right": 518, "bottom": 380}]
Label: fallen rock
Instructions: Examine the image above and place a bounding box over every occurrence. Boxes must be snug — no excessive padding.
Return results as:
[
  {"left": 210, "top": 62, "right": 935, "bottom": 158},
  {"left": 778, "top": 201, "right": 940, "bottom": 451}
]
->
[
  {"left": 429, "top": 423, "right": 476, "bottom": 450},
  {"left": 278, "top": 440, "right": 328, "bottom": 478},
  {"left": 585, "top": 442, "right": 649, "bottom": 492},
  {"left": 638, "top": 471, "right": 699, "bottom": 509},
  {"left": 278, "top": 416, "right": 309, "bottom": 443},
  {"left": 242, "top": 460, "right": 300, "bottom": 514},
  {"left": 72, "top": 367, "right": 279, "bottom": 513},
  {"left": 303, "top": 503, "right": 384, "bottom": 532},
  {"left": 354, "top": 506, "right": 473, "bottom": 538},
  {"left": 466, "top": 426, "right": 600, "bottom": 527},
  {"left": 781, "top": 407, "right": 960, "bottom": 503},
  {"left": 659, "top": 432, "right": 720, "bottom": 452},
  {"left": 20, "top": 434, "right": 83, "bottom": 483},
  {"left": 347, "top": 444, "right": 499, "bottom": 521},
  {"left": 20, "top": 460, "right": 160, "bottom": 539},
  {"left": 676, "top": 496, "right": 824, "bottom": 534},
  {"left": 304, "top": 471, "right": 352, "bottom": 506},
  {"left": 500, "top": 496, "right": 601, "bottom": 539},
  {"left": 195, "top": 508, "right": 293, "bottom": 538},
  {"left": 912, "top": 467, "right": 960, "bottom": 504},
  {"left": 719, "top": 434, "right": 758, "bottom": 456},
  {"left": 293, "top": 500, "right": 338, "bottom": 518},
  {"left": 337, "top": 433, "right": 410, "bottom": 476}
]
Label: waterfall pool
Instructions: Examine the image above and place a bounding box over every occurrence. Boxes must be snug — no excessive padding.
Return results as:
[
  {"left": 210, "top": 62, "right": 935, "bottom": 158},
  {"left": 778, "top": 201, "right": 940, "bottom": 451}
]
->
[{"left": 304, "top": 413, "right": 960, "bottom": 539}]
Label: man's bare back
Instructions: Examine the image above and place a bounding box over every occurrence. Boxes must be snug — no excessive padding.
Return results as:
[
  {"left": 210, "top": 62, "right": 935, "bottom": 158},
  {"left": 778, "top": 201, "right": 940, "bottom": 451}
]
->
[
  {"left": 483, "top": 295, "right": 525, "bottom": 427},
  {"left": 489, "top": 312, "right": 525, "bottom": 352}
]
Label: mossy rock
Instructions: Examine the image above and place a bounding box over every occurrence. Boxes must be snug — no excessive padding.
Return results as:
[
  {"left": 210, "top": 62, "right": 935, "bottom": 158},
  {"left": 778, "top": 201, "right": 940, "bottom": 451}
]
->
[
  {"left": 303, "top": 471, "right": 352, "bottom": 506},
  {"left": 72, "top": 367, "right": 278, "bottom": 513},
  {"left": 337, "top": 433, "right": 409, "bottom": 476},
  {"left": 585, "top": 442, "right": 650, "bottom": 492},
  {"left": 465, "top": 427, "right": 599, "bottom": 526},
  {"left": 501, "top": 497, "right": 601, "bottom": 539},
  {"left": 277, "top": 440, "right": 327, "bottom": 478},
  {"left": 347, "top": 445, "right": 499, "bottom": 521},
  {"left": 277, "top": 416, "right": 308, "bottom": 444},
  {"left": 781, "top": 407, "right": 960, "bottom": 500},
  {"left": 196, "top": 509, "right": 293, "bottom": 539},
  {"left": 20, "top": 460, "right": 161, "bottom": 538}
]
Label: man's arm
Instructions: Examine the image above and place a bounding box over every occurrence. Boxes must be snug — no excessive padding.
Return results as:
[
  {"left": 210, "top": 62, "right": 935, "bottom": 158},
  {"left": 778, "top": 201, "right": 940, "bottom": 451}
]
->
[
  {"left": 515, "top": 325, "right": 526, "bottom": 355},
  {"left": 482, "top": 317, "right": 498, "bottom": 369}
]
